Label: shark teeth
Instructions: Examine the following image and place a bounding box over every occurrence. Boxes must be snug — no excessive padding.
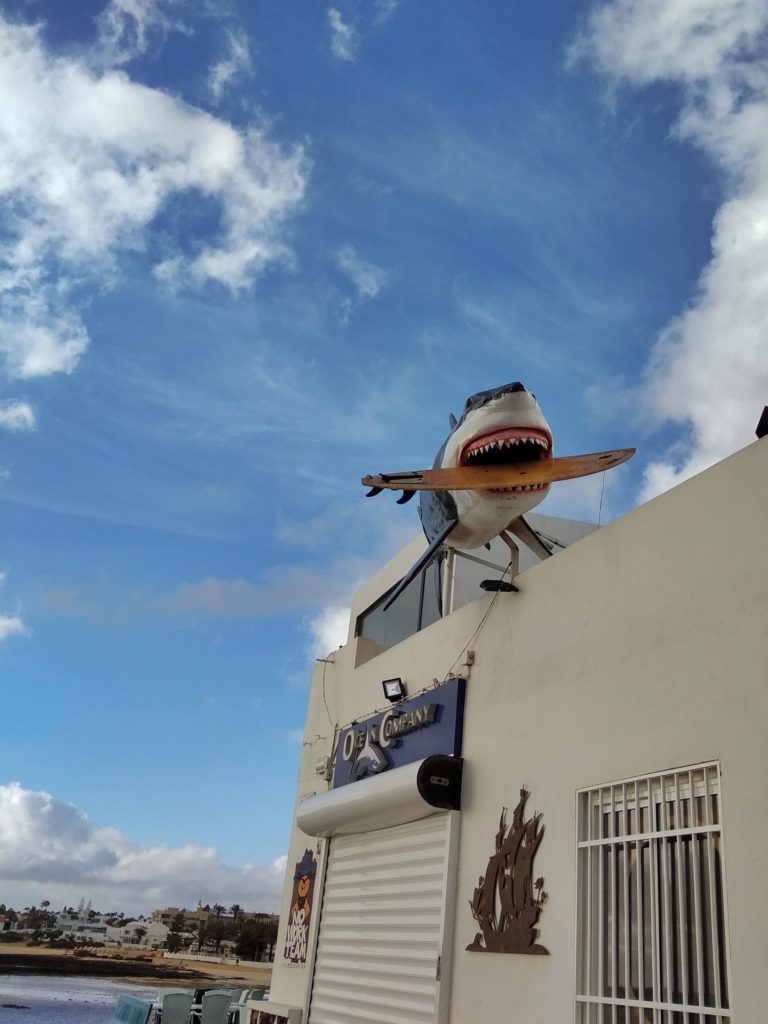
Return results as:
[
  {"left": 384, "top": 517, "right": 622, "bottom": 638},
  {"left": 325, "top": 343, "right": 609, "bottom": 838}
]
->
[
  {"left": 488, "top": 483, "right": 549, "bottom": 494},
  {"left": 464, "top": 433, "right": 550, "bottom": 464}
]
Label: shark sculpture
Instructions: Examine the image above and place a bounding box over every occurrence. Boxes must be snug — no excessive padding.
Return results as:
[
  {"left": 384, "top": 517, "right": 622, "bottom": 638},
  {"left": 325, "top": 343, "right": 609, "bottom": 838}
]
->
[{"left": 363, "top": 381, "right": 634, "bottom": 610}]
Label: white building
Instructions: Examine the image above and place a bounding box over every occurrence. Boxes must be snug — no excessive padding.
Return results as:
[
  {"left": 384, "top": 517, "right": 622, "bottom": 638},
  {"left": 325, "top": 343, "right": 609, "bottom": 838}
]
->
[
  {"left": 55, "top": 910, "right": 168, "bottom": 948},
  {"left": 260, "top": 434, "right": 767, "bottom": 1024},
  {"left": 106, "top": 920, "right": 169, "bottom": 948},
  {"left": 55, "top": 910, "right": 111, "bottom": 943}
]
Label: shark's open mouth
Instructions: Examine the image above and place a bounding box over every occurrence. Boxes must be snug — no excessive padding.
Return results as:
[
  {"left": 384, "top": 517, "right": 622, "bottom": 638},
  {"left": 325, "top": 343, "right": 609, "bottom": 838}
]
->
[{"left": 459, "top": 427, "right": 552, "bottom": 494}]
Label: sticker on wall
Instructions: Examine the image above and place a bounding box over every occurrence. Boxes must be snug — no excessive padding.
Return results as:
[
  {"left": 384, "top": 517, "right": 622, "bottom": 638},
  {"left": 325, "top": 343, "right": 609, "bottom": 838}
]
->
[
  {"left": 283, "top": 848, "right": 317, "bottom": 964},
  {"left": 467, "top": 787, "right": 549, "bottom": 955}
]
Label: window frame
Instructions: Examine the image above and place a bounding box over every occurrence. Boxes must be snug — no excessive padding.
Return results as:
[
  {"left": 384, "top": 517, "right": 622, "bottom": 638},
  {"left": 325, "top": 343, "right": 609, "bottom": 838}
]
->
[{"left": 574, "top": 762, "right": 733, "bottom": 1024}]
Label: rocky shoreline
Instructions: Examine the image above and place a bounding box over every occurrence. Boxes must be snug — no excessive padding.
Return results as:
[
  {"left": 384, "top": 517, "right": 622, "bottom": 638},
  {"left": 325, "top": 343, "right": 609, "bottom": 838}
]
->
[{"left": 0, "top": 952, "right": 212, "bottom": 983}]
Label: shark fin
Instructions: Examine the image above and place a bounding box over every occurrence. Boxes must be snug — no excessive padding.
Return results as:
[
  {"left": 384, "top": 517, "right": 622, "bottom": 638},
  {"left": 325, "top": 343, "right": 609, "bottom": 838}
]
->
[
  {"left": 507, "top": 515, "right": 554, "bottom": 560},
  {"left": 382, "top": 519, "right": 458, "bottom": 612}
]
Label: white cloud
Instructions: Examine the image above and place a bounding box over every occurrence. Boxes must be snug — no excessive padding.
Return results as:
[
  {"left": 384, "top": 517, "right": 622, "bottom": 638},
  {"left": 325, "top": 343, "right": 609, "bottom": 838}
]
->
[
  {"left": 208, "top": 30, "right": 252, "bottom": 103},
  {"left": 328, "top": 8, "right": 358, "bottom": 62},
  {"left": 374, "top": 0, "right": 400, "bottom": 22},
  {"left": 327, "top": 2, "right": 400, "bottom": 61},
  {"left": 0, "top": 12, "right": 308, "bottom": 380},
  {"left": 574, "top": 0, "right": 768, "bottom": 501},
  {"left": 40, "top": 556, "right": 371, "bottom": 623},
  {"left": 95, "top": 0, "right": 188, "bottom": 67},
  {"left": 307, "top": 604, "right": 350, "bottom": 660},
  {"left": 335, "top": 244, "right": 389, "bottom": 299},
  {"left": 0, "top": 400, "right": 35, "bottom": 431},
  {"left": 0, "top": 572, "right": 27, "bottom": 642},
  {"left": 539, "top": 468, "right": 623, "bottom": 524},
  {"left": 0, "top": 615, "right": 26, "bottom": 642},
  {"left": 570, "top": 0, "right": 767, "bottom": 88},
  {"left": 282, "top": 729, "right": 305, "bottom": 746},
  {"left": 154, "top": 559, "right": 369, "bottom": 618},
  {"left": 0, "top": 782, "right": 285, "bottom": 914}
]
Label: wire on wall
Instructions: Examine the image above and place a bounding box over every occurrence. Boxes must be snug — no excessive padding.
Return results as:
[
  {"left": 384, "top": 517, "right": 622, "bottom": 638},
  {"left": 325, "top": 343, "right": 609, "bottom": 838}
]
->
[
  {"left": 597, "top": 471, "right": 606, "bottom": 527},
  {"left": 442, "top": 557, "right": 511, "bottom": 681}
]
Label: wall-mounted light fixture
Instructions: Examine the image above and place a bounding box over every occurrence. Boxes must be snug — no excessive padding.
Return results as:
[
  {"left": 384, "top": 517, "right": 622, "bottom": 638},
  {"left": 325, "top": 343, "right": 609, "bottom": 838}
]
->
[{"left": 382, "top": 677, "right": 406, "bottom": 702}]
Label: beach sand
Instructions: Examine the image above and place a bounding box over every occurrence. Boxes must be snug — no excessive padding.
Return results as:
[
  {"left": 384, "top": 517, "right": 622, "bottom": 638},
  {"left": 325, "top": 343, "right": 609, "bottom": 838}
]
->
[{"left": 0, "top": 943, "right": 273, "bottom": 989}]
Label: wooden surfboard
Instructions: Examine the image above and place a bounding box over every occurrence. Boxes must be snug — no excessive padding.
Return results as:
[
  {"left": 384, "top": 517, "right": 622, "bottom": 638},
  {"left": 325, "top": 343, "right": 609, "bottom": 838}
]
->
[{"left": 362, "top": 448, "right": 635, "bottom": 492}]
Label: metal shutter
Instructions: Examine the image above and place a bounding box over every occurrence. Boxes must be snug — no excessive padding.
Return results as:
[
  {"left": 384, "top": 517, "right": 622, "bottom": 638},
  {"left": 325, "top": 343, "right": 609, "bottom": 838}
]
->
[{"left": 308, "top": 812, "right": 456, "bottom": 1024}]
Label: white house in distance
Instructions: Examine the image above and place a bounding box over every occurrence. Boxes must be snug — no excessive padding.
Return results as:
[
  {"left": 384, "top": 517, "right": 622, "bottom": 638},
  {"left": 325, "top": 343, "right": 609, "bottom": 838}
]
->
[
  {"left": 55, "top": 908, "right": 168, "bottom": 948},
  {"left": 256, "top": 431, "right": 767, "bottom": 1024}
]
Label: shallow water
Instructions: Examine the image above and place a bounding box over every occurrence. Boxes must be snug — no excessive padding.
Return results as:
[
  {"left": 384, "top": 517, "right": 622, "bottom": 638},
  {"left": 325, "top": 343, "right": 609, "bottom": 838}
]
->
[{"left": 0, "top": 974, "right": 164, "bottom": 1024}]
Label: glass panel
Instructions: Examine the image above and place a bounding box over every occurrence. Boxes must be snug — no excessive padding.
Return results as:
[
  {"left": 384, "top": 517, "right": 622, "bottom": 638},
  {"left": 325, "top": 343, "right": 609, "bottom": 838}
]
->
[
  {"left": 357, "top": 567, "right": 426, "bottom": 655},
  {"left": 420, "top": 560, "right": 440, "bottom": 630}
]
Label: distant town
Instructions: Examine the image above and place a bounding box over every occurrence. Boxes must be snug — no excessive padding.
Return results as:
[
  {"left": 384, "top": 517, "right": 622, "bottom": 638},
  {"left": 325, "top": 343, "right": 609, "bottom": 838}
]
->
[{"left": 0, "top": 899, "right": 279, "bottom": 962}]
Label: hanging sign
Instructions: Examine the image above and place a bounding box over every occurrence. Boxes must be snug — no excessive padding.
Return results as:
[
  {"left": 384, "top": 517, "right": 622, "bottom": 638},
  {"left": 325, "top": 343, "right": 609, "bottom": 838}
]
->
[
  {"left": 333, "top": 677, "right": 465, "bottom": 788},
  {"left": 283, "top": 848, "right": 317, "bottom": 965}
]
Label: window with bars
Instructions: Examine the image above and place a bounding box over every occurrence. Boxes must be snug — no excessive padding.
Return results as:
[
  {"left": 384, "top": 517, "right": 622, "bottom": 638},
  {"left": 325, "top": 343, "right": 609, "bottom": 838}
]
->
[{"left": 575, "top": 763, "right": 732, "bottom": 1024}]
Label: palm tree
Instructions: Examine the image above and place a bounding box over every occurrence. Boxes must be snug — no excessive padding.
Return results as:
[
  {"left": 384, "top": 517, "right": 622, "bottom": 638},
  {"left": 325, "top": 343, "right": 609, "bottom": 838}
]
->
[{"left": 194, "top": 920, "right": 208, "bottom": 953}]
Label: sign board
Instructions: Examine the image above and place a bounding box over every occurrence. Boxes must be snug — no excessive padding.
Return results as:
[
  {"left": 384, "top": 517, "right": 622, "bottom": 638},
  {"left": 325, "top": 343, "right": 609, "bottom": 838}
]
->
[
  {"left": 283, "top": 848, "right": 317, "bottom": 964},
  {"left": 333, "top": 677, "right": 465, "bottom": 788}
]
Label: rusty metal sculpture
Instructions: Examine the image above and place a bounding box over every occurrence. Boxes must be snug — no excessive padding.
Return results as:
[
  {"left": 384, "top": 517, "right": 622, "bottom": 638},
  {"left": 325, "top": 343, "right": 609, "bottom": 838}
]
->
[{"left": 467, "top": 787, "right": 548, "bottom": 954}]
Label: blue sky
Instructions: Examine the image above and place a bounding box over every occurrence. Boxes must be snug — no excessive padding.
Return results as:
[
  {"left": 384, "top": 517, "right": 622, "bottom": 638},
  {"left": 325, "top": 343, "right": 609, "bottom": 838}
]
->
[{"left": 1, "top": 0, "right": 766, "bottom": 914}]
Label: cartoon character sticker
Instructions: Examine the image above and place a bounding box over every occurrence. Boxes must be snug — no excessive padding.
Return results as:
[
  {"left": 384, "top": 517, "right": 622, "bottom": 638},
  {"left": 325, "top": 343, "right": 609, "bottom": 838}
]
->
[{"left": 283, "top": 848, "right": 317, "bottom": 964}]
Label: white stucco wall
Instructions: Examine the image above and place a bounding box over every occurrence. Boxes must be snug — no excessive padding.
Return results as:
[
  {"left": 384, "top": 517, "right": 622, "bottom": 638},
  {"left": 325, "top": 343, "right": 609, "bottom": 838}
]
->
[{"left": 270, "top": 435, "right": 768, "bottom": 1022}]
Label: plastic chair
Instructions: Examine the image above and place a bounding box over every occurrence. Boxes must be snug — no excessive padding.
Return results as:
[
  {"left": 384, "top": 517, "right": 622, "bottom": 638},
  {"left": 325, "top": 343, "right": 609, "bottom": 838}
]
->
[
  {"left": 109, "top": 995, "right": 153, "bottom": 1024},
  {"left": 201, "top": 990, "right": 233, "bottom": 1024},
  {"left": 226, "top": 991, "right": 248, "bottom": 1024},
  {"left": 161, "top": 991, "right": 195, "bottom": 1024},
  {"left": 228, "top": 988, "right": 268, "bottom": 1024}
]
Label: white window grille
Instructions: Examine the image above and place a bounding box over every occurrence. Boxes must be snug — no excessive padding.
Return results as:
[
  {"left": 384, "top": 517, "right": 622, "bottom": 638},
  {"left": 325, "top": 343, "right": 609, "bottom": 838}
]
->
[{"left": 575, "top": 763, "right": 732, "bottom": 1024}]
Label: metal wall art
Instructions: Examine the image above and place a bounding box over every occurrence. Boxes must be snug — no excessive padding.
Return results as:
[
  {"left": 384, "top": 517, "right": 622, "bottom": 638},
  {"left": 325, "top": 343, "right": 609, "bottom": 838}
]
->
[{"left": 467, "top": 787, "right": 548, "bottom": 955}]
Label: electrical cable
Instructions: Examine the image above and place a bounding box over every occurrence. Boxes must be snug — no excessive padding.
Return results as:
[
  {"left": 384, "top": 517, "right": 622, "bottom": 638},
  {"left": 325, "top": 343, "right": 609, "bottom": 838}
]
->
[{"left": 442, "top": 558, "right": 511, "bottom": 681}]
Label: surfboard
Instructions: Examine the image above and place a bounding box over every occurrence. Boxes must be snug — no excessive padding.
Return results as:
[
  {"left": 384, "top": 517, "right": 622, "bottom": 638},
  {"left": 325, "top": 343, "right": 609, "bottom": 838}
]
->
[{"left": 362, "top": 447, "right": 635, "bottom": 493}]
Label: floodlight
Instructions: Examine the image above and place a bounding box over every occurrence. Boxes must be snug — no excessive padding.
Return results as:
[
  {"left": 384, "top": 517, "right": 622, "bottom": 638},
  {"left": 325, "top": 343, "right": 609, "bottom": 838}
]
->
[{"left": 382, "top": 677, "right": 406, "bottom": 702}]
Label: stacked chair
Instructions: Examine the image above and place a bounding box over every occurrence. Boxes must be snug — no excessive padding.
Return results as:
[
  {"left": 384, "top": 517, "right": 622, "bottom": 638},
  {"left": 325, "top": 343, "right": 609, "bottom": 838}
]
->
[
  {"left": 159, "top": 991, "right": 195, "bottom": 1024},
  {"left": 108, "top": 995, "right": 153, "bottom": 1024},
  {"left": 227, "top": 988, "right": 267, "bottom": 1024},
  {"left": 200, "top": 990, "right": 233, "bottom": 1024}
]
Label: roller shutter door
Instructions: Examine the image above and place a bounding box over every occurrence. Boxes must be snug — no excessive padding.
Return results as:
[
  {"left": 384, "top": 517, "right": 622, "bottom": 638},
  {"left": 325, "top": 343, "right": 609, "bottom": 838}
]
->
[{"left": 308, "top": 812, "right": 455, "bottom": 1024}]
